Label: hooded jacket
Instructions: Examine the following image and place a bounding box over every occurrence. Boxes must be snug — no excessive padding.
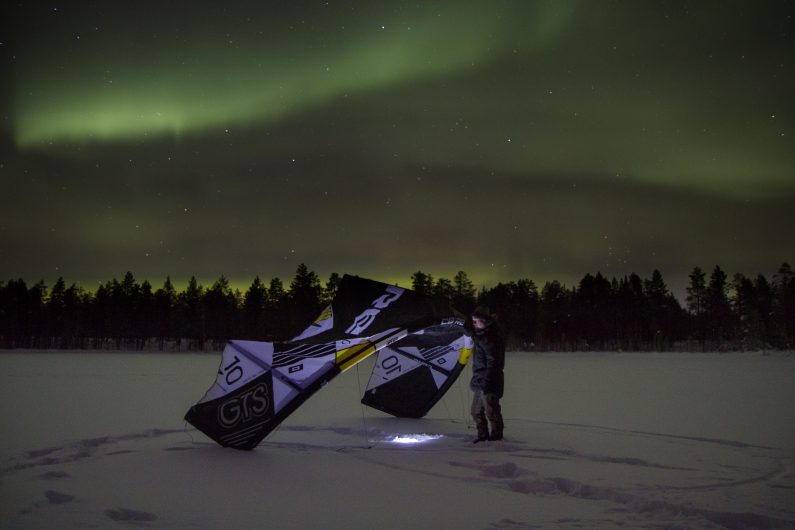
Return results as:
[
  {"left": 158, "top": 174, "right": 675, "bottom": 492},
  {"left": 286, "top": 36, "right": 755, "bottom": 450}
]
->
[{"left": 468, "top": 320, "right": 506, "bottom": 398}]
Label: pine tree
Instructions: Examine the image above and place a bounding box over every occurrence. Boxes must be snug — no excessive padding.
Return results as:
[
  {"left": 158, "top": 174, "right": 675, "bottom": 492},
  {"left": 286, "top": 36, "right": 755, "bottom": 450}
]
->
[
  {"left": 539, "top": 280, "right": 571, "bottom": 350},
  {"left": 0, "top": 279, "right": 45, "bottom": 348},
  {"left": 732, "top": 273, "right": 768, "bottom": 349},
  {"left": 452, "top": 270, "right": 476, "bottom": 314},
  {"left": 686, "top": 266, "right": 707, "bottom": 347},
  {"left": 322, "top": 272, "right": 342, "bottom": 304},
  {"left": 137, "top": 280, "right": 155, "bottom": 348},
  {"left": 268, "top": 277, "right": 285, "bottom": 301},
  {"left": 63, "top": 282, "right": 89, "bottom": 348},
  {"left": 91, "top": 282, "right": 111, "bottom": 346},
  {"left": 411, "top": 271, "right": 434, "bottom": 296},
  {"left": 287, "top": 264, "right": 323, "bottom": 337},
  {"left": 109, "top": 272, "right": 141, "bottom": 345},
  {"left": 510, "top": 279, "right": 539, "bottom": 350},
  {"left": 574, "top": 273, "right": 613, "bottom": 349},
  {"left": 686, "top": 267, "right": 707, "bottom": 316},
  {"left": 204, "top": 276, "right": 238, "bottom": 343},
  {"left": 47, "top": 277, "right": 67, "bottom": 346},
  {"left": 754, "top": 274, "right": 774, "bottom": 346},
  {"left": 616, "top": 274, "right": 645, "bottom": 350},
  {"left": 705, "top": 265, "right": 734, "bottom": 344},
  {"left": 644, "top": 269, "right": 680, "bottom": 350},
  {"left": 433, "top": 277, "right": 454, "bottom": 303},
  {"left": 243, "top": 276, "right": 267, "bottom": 339},
  {"left": 154, "top": 277, "right": 177, "bottom": 348},
  {"left": 772, "top": 263, "right": 795, "bottom": 348},
  {"left": 266, "top": 277, "right": 287, "bottom": 339},
  {"left": 179, "top": 276, "right": 205, "bottom": 347}
]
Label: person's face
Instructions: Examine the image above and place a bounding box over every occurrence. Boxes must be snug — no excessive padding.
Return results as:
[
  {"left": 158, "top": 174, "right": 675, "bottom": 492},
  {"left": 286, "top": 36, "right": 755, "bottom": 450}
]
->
[{"left": 472, "top": 316, "right": 487, "bottom": 330}]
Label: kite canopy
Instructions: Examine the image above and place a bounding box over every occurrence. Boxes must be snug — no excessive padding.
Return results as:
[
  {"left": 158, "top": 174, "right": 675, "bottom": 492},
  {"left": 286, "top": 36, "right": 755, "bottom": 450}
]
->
[{"left": 184, "top": 275, "right": 473, "bottom": 450}]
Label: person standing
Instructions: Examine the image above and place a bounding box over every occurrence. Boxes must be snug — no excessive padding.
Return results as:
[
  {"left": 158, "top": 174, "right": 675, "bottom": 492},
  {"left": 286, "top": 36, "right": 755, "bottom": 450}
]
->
[{"left": 468, "top": 306, "right": 505, "bottom": 443}]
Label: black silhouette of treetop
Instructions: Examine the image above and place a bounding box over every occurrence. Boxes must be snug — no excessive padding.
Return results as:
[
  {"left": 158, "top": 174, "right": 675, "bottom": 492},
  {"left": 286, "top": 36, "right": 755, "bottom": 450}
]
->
[
  {"left": 686, "top": 267, "right": 707, "bottom": 316},
  {"left": 323, "top": 272, "right": 342, "bottom": 304},
  {"left": 538, "top": 280, "right": 570, "bottom": 350},
  {"left": 204, "top": 276, "right": 239, "bottom": 342},
  {"left": 154, "top": 277, "right": 177, "bottom": 347},
  {"left": 705, "top": 266, "right": 734, "bottom": 344},
  {"left": 0, "top": 263, "right": 793, "bottom": 351},
  {"left": 179, "top": 276, "right": 205, "bottom": 346},
  {"left": 686, "top": 267, "right": 707, "bottom": 345},
  {"left": 266, "top": 277, "right": 287, "bottom": 339},
  {"left": 644, "top": 269, "right": 683, "bottom": 350},
  {"left": 286, "top": 264, "right": 323, "bottom": 337},
  {"left": 242, "top": 276, "right": 267, "bottom": 340},
  {"left": 411, "top": 271, "right": 434, "bottom": 296},
  {"left": 452, "top": 271, "right": 476, "bottom": 316},
  {"left": 772, "top": 263, "right": 795, "bottom": 345}
]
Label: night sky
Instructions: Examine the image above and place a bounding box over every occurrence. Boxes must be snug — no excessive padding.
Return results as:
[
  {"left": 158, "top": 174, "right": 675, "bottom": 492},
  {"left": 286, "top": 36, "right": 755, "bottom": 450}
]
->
[{"left": 2, "top": 1, "right": 793, "bottom": 295}]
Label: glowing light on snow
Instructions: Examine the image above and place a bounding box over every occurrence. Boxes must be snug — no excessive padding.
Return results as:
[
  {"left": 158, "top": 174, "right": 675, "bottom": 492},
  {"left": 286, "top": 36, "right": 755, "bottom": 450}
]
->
[{"left": 388, "top": 434, "right": 444, "bottom": 445}]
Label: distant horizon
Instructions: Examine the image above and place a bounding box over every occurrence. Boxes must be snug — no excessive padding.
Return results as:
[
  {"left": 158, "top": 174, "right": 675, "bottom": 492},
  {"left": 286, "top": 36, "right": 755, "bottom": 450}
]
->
[{"left": 4, "top": 261, "right": 792, "bottom": 305}]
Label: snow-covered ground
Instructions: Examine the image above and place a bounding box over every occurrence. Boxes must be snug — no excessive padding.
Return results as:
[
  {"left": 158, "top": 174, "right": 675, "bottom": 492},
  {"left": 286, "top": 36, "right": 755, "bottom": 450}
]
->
[{"left": 1, "top": 351, "right": 794, "bottom": 529}]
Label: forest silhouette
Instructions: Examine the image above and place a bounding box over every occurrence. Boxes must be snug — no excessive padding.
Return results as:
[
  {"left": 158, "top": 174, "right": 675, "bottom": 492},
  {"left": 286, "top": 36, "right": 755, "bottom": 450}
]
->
[{"left": 1, "top": 263, "right": 793, "bottom": 351}]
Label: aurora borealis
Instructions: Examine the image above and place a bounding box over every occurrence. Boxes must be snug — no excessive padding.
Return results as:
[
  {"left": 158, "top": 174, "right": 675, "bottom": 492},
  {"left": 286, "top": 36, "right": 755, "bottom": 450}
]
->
[{"left": 2, "top": 1, "right": 793, "bottom": 294}]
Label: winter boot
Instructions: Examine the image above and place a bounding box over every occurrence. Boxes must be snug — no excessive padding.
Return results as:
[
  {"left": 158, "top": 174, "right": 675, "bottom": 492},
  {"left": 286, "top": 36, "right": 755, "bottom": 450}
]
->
[{"left": 473, "top": 424, "right": 490, "bottom": 443}]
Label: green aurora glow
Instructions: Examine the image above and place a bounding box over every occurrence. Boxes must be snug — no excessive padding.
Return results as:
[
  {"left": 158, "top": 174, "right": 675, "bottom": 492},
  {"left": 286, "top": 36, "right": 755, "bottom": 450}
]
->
[
  {"left": 13, "top": 3, "right": 572, "bottom": 145},
  {"left": 2, "top": 1, "right": 793, "bottom": 292}
]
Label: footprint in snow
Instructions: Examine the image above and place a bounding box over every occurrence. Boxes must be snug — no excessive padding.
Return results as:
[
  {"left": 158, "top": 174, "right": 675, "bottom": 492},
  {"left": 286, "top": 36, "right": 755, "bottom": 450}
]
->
[
  {"left": 39, "top": 471, "right": 70, "bottom": 480},
  {"left": 45, "top": 490, "right": 75, "bottom": 504},
  {"left": 104, "top": 507, "right": 158, "bottom": 522}
]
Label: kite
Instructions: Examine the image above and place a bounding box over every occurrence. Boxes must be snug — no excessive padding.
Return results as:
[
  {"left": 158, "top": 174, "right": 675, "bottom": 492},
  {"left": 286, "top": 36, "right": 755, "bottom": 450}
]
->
[{"left": 184, "top": 275, "right": 473, "bottom": 449}]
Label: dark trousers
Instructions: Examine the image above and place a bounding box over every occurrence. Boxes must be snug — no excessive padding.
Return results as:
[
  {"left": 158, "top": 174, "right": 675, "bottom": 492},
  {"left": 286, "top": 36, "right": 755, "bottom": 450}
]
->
[{"left": 470, "top": 390, "right": 504, "bottom": 439}]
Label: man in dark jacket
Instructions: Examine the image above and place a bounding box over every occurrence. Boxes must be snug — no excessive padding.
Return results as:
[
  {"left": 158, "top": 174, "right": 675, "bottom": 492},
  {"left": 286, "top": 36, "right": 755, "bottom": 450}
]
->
[{"left": 468, "top": 306, "right": 505, "bottom": 443}]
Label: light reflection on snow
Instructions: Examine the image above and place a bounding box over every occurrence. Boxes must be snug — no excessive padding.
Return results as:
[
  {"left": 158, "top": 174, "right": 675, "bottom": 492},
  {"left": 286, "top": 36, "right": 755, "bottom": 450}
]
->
[{"left": 387, "top": 434, "right": 444, "bottom": 444}]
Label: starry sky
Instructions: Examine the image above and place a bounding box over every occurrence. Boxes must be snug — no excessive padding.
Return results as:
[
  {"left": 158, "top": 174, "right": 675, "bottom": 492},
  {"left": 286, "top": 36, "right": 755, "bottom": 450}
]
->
[{"left": 2, "top": 0, "right": 793, "bottom": 295}]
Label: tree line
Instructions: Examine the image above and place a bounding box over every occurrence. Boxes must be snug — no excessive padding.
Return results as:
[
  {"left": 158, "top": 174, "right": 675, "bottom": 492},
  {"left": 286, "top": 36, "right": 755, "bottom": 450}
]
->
[{"left": 1, "top": 263, "right": 793, "bottom": 351}]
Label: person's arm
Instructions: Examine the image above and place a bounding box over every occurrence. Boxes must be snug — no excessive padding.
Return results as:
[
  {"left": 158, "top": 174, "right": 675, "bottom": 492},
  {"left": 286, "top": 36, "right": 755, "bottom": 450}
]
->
[{"left": 483, "top": 339, "right": 498, "bottom": 390}]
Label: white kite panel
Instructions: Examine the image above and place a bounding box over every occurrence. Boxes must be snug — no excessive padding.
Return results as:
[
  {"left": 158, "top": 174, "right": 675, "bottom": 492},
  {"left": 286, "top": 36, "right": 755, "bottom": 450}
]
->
[{"left": 198, "top": 341, "right": 271, "bottom": 403}]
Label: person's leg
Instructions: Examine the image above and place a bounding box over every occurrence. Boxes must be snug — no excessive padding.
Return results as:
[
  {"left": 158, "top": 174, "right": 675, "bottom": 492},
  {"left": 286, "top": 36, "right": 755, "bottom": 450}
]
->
[
  {"left": 483, "top": 393, "right": 504, "bottom": 440},
  {"left": 470, "top": 390, "right": 490, "bottom": 441}
]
